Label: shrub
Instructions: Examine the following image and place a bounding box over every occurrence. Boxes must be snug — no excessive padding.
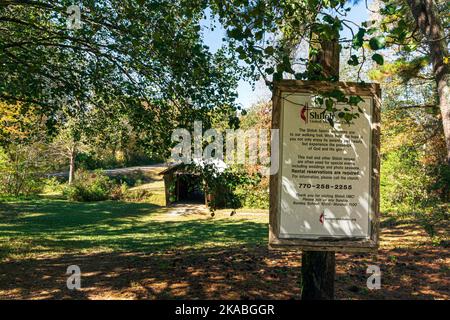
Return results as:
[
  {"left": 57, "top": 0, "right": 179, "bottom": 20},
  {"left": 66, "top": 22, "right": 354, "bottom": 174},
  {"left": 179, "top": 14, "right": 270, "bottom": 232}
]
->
[
  {"left": 381, "top": 147, "right": 434, "bottom": 211},
  {"left": 63, "top": 170, "right": 162, "bottom": 203},
  {"left": 122, "top": 188, "right": 153, "bottom": 201},
  {"left": 109, "top": 182, "right": 129, "bottom": 200},
  {"left": 109, "top": 170, "right": 147, "bottom": 187},
  {"left": 185, "top": 160, "right": 264, "bottom": 213},
  {"left": 64, "top": 169, "right": 114, "bottom": 201},
  {"left": 0, "top": 145, "right": 47, "bottom": 196},
  {"left": 41, "top": 177, "right": 65, "bottom": 195},
  {"left": 235, "top": 183, "right": 269, "bottom": 209}
]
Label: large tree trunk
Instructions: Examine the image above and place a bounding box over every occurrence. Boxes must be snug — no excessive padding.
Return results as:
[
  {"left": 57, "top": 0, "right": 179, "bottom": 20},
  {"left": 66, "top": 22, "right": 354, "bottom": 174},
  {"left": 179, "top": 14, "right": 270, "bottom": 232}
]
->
[
  {"left": 301, "top": 251, "right": 336, "bottom": 299},
  {"left": 68, "top": 146, "right": 75, "bottom": 185},
  {"left": 407, "top": 0, "right": 450, "bottom": 164}
]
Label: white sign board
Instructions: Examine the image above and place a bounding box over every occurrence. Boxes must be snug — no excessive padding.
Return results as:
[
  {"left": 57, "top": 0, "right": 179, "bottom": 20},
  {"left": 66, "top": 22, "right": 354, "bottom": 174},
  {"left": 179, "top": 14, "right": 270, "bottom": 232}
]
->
[
  {"left": 279, "top": 93, "right": 372, "bottom": 239},
  {"left": 269, "top": 81, "right": 380, "bottom": 252}
]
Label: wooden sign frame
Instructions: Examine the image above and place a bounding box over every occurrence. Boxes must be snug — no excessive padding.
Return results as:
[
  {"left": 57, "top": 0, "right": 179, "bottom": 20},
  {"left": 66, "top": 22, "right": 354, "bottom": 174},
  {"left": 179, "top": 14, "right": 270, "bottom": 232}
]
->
[{"left": 269, "top": 80, "right": 381, "bottom": 253}]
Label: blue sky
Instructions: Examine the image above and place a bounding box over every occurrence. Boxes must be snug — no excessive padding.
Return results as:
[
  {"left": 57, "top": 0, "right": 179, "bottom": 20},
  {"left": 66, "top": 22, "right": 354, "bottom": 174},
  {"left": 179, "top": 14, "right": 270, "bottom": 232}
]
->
[{"left": 201, "top": 1, "right": 372, "bottom": 108}]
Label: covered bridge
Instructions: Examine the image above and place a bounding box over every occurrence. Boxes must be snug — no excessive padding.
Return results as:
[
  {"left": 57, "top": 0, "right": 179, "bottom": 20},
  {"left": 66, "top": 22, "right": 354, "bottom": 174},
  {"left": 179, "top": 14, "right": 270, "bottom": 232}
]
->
[{"left": 159, "top": 163, "right": 229, "bottom": 208}]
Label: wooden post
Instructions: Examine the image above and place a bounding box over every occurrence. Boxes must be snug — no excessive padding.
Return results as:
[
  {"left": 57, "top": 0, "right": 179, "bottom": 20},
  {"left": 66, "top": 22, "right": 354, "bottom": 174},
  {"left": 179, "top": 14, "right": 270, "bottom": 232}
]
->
[{"left": 301, "top": 30, "right": 340, "bottom": 300}]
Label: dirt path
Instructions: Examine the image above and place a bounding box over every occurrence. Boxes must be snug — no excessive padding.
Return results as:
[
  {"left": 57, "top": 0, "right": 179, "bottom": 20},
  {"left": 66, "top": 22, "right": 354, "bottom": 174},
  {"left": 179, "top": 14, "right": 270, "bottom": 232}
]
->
[{"left": 167, "top": 203, "right": 209, "bottom": 216}]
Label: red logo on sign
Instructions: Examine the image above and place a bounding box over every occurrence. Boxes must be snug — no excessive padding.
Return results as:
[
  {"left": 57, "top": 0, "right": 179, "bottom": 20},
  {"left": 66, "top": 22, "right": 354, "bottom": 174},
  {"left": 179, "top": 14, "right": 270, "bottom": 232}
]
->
[
  {"left": 319, "top": 211, "right": 325, "bottom": 224},
  {"left": 300, "top": 103, "right": 308, "bottom": 123}
]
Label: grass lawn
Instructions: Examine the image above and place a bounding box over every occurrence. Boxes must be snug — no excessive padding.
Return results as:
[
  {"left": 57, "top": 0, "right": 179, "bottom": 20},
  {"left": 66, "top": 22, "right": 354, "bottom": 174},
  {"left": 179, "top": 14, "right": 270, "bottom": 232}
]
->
[
  {"left": 0, "top": 197, "right": 267, "bottom": 262},
  {"left": 0, "top": 196, "right": 448, "bottom": 300}
]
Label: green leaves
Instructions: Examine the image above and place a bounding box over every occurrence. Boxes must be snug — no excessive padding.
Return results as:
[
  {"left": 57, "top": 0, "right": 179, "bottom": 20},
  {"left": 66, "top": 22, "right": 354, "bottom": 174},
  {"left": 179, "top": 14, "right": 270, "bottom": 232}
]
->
[
  {"left": 326, "top": 89, "right": 346, "bottom": 102},
  {"left": 273, "top": 72, "right": 283, "bottom": 81},
  {"left": 369, "top": 36, "right": 386, "bottom": 50},
  {"left": 348, "top": 95, "right": 364, "bottom": 106},
  {"left": 352, "top": 28, "right": 366, "bottom": 49},
  {"left": 311, "top": 90, "right": 365, "bottom": 126},
  {"left": 264, "top": 67, "right": 274, "bottom": 75},
  {"left": 372, "top": 53, "right": 384, "bottom": 65},
  {"left": 325, "top": 98, "right": 334, "bottom": 111},
  {"left": 227, "top": 28, "right": 245, "bottom": 41},
  {"left": 381, "top": 4, "right": 397, "bottom": 15},
  {"left": 347, "top": 55, "right": 359, "bottom": 66},
  {"left": 322, "top": 14, "right": 342, "bottom": 32},
  {"left": 369, "top": 37, "right": 386, "bottom": 66},
  {"left": 264, "top": 46, "right": 274, "bottom": 55},
  {"left": 0, "top": 1, "right": 245, "bottom": 159},
  {"left": 236, "top": 46, "right": 247, "bottom": 59}
]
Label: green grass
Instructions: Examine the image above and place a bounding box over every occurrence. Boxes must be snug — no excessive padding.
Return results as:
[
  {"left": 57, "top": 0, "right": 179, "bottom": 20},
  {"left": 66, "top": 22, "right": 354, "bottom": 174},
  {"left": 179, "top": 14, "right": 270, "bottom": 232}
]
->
[{"left": 0, "top": 197, "right": 268, "bottom": 262}]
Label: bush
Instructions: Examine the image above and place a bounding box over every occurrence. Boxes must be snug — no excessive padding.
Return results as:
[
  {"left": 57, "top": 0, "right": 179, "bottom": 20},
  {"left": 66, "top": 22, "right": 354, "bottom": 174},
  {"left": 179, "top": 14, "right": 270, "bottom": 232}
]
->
[
  {"left": 235, "top": 183, "right": 269, "bottom": 209},
  {"left": 381, "top": 146, "right": 434, "bottom": 211},
  {"left": 109, "top": 170, "right": 147, "bottom": 187},
  {"left": 62, "top": 169, "right": 163, "bottom": 203},
  {"left": 64, "top": 169, "right": 115, "bottom": 201},
  {"left": 0, "top": 145, "right": 47, "bottom": 196},
  {"left": 122, "top": 188, "right": 153, "bottom": 201},
  {"left": 379, "top": 109, "right": 449, "bottom": 241},
  {"left": 185, "top": 161, "right": 265, "bottom": 213},
  {"left": 109, "top": 182, "right": 129, "bottom": 200},
  {"left": 42, "top": 177, "right": 65, "bottom": 195}
]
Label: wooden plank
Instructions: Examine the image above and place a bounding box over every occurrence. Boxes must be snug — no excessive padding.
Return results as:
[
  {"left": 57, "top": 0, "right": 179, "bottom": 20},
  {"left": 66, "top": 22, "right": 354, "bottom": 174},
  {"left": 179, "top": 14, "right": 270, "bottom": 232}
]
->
[{"left": 269, "top": 85, "right": 282, "bottom": 246}]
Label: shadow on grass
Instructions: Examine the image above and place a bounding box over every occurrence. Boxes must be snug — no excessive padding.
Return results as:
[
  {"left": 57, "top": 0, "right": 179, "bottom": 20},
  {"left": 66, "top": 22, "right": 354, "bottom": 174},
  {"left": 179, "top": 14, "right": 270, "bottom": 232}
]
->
[
  {"left": 0, "top": 198, "right": 267, "bottom": 258},
  {"left": 0, "top": 199, "right": 448, "bottom": 300},
  {"left": 0, "top": 246, "right": 302, "bottom": 300},
  {"left": 0, "top": 198, "right": 160, "bottom": 223},
  {"left": 0, "top": 245, "right": 448, "bottom": 300}
]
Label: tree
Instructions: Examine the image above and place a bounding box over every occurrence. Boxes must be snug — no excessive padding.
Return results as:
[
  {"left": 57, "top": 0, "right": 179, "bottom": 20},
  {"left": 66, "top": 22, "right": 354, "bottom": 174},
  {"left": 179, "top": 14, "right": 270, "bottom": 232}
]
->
[
  {"left": 49, "top": 117, "right": 85, "bottom": 184},
  {"left": 0, "top": 0, "right": 241, "bottom": 157},
  {"left": 405, "top": 0, "right": 449, "bottom": 163},
  {"left": 0, "top": 101, "right": 49, "bottom": 195},
  {"left": 370, "top": 0, "right": 449, "bottom": 163},
  {"left": 364, "top": 0, "right": 449, "bottom": 201},
  {"left": 201, "top": 0, "right": 447, "bottom": 299}
]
